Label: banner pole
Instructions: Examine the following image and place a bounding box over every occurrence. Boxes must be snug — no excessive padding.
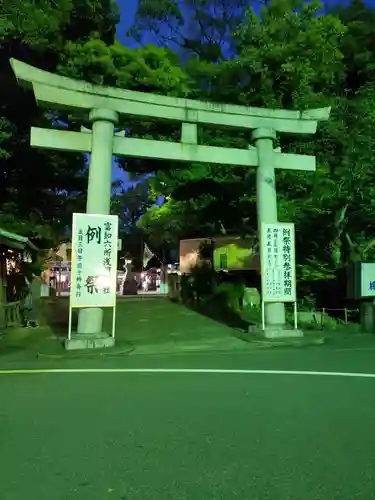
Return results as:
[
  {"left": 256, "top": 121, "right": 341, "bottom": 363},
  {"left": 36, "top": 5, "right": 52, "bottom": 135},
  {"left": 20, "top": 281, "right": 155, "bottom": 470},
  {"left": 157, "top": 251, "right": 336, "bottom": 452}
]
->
[
  {"left": 68, "top": 304, "right": 73, "bottom": 340},
  {"left": 111, "top": 303, "right": 116, "bottom": 338},
  {"left": 261, "top": 300, "right": 265, "bottom": 331}
]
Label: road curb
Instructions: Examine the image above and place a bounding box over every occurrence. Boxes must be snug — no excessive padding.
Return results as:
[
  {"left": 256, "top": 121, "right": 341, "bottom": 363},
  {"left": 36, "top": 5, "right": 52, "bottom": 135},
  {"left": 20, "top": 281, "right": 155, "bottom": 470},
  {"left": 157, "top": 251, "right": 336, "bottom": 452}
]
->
[{"left": 1, "top": 334, "right": 326, "bottom": 364}]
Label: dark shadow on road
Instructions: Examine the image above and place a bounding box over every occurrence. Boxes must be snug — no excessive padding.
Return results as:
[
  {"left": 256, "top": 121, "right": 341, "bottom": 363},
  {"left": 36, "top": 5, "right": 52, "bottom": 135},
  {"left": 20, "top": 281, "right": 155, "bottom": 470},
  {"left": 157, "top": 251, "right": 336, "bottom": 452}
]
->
[{"left": 183, "top": 300, "right": 253, "bottom": 336}]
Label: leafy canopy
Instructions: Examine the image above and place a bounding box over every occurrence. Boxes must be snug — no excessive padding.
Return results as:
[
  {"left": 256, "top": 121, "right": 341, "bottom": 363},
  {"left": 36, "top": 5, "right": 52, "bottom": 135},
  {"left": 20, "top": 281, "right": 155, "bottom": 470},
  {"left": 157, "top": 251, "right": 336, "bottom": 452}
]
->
[{"left": 134, "top": 0, "right": 375, "bottom": 280}]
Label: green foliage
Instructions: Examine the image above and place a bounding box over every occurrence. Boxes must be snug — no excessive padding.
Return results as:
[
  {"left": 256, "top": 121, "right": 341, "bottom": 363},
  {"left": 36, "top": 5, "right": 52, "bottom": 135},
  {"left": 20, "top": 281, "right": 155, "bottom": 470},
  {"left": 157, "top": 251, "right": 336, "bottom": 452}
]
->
[
  {"left": 179, "top": 258, "right": 246, "bottom": 317},
  {"left": 0, "top": 118, "right": 13, "bottom": 160},
  {"left": 1, "top": 0, "right": 119, "bottom": 243},
  {"left": 136, "top": 0, "right": 375, "bottom": 299},
  {"left": 58, "top": 40, "right": 191, "bottom": 95},
  {"left": 219, "top": 0, "right": 345, "bottom": 108},
  {"left": 214, "top": 282, "right": 245, "bottom": 313},
  {"left": 3, "top": 0, "right": 375, "bottom": 313},
  {"left": 137, "top": 197, "right": 189, "bottom": 247},
  {"left": 129, "top": 0, "right": 251, "bottom": 61},
  {"left": 112, "top": 181, "right": 153, "bottom": 233},
  {"left": 298, "top": 259, "right": 336, "bottom": 282},
  {"left": 3, "top": 0, "right": 119, "bottom": 51},
  {"left": 57, "top": 38, "right": 192, "bottom": 180}
]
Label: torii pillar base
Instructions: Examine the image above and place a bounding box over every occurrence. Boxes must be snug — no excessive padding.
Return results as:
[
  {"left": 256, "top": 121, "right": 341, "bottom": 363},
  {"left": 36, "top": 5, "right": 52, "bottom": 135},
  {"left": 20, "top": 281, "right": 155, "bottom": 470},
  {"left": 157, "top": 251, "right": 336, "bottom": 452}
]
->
[
  {"left": 248, "top": 324, "right": 304, "bottom": 339},
  {"left": 65, "top": 332, "right": 115, "bottom": 351}
]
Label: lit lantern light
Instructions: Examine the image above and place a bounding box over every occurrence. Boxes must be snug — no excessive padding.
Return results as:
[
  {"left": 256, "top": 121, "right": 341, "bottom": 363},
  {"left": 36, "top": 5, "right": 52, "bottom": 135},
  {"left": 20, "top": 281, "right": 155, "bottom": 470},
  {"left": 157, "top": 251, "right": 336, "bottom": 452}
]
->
[{"left": 22, "top": 251, "right": 32, "bottom": 263}]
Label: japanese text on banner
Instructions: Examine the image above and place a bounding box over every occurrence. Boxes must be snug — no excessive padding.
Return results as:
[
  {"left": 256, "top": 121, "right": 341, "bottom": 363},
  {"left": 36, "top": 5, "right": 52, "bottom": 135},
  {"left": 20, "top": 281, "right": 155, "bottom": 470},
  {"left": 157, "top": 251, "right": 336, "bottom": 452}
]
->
[
  {"left": 70, "top": 214, "right": 118, "bottom": 308},
  {"left": 261, "top": 223, "right": 296, "bottom": 302}
]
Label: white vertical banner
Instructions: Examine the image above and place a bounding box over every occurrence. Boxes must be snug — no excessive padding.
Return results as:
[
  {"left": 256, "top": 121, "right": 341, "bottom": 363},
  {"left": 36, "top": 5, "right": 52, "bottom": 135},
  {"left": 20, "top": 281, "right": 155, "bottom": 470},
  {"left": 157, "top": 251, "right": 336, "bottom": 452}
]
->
[
  {"left": 143, "top": 243, "right": 155, "bottom": 268},
  {"left": 70, "top": 213, "right": 119, "bottom": 308},
  {"left": 260, "top": 223, "right": 296, "bottom": 302}
]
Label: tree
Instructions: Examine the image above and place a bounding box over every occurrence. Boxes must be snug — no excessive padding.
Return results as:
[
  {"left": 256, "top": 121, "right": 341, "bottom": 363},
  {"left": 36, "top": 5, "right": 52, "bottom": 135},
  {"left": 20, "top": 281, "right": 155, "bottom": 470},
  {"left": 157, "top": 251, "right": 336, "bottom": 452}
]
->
[
  {"left": 56, "top": 38, "right": 192, "bottom": 177},
  {"left": 1, "top": 0, "right": 120, "bottom": 242},
  {"left": 328, "top": 0, "right": 375, "bottom": 94},
  {"left": 2, "top": 0, "right": 194, "bottom": 263},
  {"left": 138, "top": 3, "right": 343, "bottom": 205},
  {"left": 57, "top": 39, "right": 191, "bottom": 93},
  {"left": 129, "top": 0, "right": 254, "bottom": 61},
  {"left": 112, "top": 181, "right": 153, "bottom": 233},
  {"left": 137, "top": 0, "right": 375, "bottom": 290}
]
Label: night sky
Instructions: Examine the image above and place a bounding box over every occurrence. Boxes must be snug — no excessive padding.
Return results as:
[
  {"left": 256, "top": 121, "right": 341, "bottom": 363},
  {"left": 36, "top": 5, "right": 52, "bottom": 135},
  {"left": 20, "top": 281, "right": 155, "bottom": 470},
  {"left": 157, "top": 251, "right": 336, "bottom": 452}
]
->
[{"left": 117, "top": 0, "right": 140, "bottom": 47}]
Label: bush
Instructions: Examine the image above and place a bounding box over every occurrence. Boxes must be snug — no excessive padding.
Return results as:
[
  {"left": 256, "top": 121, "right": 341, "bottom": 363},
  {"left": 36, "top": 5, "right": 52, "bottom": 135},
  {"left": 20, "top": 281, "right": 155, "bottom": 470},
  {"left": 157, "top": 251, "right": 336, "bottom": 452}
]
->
[
  {"left": 189, "top": 262, "right": 214, "bottom": 303},
  {"left": 180, "top": 273, "right": 195, "bottom": 303},
  {"left": 214, "top": 282, "right": 245, "bottom": 312}
]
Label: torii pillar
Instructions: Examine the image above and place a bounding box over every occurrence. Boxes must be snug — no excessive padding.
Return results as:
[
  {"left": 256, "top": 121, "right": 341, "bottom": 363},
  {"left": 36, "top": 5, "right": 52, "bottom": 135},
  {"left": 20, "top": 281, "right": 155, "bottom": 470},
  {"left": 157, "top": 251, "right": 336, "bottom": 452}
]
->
[
  {"left": 9, "top": 58, "right": 330, "bottom": 344},
  {"left": 253, "top": 128, "right": 286, "bottom": 328},
  {"left": 77, "top": 108, "right": 119, "bottom": 336}
]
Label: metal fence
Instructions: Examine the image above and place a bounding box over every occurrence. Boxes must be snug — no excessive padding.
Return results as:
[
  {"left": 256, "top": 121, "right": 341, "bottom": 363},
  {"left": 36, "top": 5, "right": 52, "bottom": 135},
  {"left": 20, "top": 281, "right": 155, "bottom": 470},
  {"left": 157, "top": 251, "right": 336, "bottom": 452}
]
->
[{"left": 314, "top": 308, "right": 359, "bottom": 326}]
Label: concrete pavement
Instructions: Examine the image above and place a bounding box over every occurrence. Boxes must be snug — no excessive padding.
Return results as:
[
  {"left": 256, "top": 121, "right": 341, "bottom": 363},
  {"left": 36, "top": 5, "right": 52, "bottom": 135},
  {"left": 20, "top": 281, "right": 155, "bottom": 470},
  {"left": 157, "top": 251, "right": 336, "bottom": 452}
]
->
[
  {"left": 3, "top": 297, "right": 367, "bottom": 363},
  {"left": 2, "top": 349, "right": 375, "bottom": 499}
]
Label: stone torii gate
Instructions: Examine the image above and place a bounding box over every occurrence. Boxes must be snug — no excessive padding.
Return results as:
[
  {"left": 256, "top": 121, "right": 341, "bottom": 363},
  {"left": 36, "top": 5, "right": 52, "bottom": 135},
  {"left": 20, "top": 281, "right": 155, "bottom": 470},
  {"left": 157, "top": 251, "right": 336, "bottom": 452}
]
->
[{"left": 10, "top": 58, "right": 330, "bottom": 344}]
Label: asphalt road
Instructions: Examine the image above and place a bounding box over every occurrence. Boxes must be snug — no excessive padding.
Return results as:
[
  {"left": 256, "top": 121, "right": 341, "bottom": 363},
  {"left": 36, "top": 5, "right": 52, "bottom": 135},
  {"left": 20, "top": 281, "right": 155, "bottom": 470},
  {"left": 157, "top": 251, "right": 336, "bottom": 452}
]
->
[{"left": 1, "top": 348, "right": 375, "bottom": 500}]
